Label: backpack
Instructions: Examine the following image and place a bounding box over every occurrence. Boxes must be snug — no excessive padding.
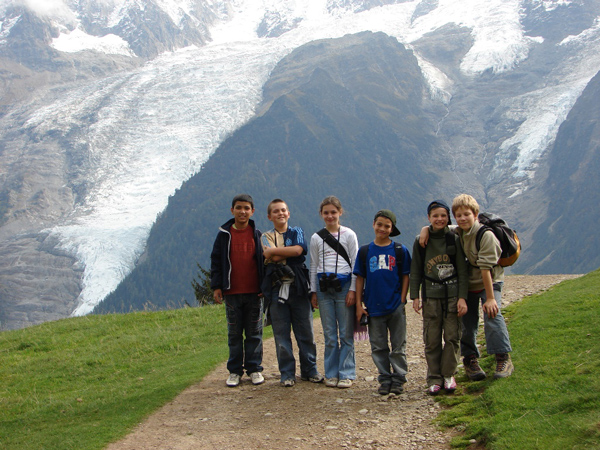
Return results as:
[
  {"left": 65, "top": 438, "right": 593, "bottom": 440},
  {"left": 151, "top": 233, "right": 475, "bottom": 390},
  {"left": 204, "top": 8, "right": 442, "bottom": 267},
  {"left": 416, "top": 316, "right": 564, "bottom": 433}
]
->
[{"left": 476, "top": 212, "right": 521, "bottom": 267}]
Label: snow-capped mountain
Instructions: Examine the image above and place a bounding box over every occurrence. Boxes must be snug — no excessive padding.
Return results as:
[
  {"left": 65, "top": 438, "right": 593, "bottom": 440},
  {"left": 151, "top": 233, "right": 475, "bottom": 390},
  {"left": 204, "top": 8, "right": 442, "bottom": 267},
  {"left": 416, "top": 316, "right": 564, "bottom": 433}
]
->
[{"left": 1, "top": 0, "right": 600, "bottom": 329}]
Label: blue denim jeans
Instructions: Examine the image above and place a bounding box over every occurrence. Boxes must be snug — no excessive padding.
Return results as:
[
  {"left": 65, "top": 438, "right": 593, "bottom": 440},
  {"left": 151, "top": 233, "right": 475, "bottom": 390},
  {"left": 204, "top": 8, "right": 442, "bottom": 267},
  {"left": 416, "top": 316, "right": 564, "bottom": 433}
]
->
[
  {"left": 225, "top": 294, "right": 264, "bottom": 376},
  {"left": 461, "top": 282, "right": 512, "bottom": 357},
  {"left": 368, "top": 303, "right": 408, "bottom": 384},
  {"left": 317, "top": 283, "right": 356, "bottom": 380},
  {"left": 269, "top": 289, "right": 319, "bottom": 382}
]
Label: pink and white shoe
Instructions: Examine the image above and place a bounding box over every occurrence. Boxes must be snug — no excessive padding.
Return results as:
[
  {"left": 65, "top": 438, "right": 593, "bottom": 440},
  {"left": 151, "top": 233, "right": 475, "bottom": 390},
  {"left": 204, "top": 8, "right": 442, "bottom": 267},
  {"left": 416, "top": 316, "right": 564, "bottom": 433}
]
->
[
  {"left": 444, "top": 376, "right": 457, "bottom": 392},
  {"left": 427, "top": 384, "right": 442, "bottom": 395}
]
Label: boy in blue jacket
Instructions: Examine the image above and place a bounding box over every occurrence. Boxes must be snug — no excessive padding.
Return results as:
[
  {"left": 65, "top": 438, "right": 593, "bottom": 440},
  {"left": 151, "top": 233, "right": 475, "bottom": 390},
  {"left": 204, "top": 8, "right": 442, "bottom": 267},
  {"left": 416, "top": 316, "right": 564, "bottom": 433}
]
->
[{"left": 261, "top": 198, "right": 322, "bottom": 387}]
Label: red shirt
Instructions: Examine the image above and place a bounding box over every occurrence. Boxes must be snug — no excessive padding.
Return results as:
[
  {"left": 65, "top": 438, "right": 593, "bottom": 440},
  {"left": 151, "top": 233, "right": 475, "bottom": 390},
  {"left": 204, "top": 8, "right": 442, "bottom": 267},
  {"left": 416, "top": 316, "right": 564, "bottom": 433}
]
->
[{"left": 224, "top": 225, "right": 260, "bottom": 295}]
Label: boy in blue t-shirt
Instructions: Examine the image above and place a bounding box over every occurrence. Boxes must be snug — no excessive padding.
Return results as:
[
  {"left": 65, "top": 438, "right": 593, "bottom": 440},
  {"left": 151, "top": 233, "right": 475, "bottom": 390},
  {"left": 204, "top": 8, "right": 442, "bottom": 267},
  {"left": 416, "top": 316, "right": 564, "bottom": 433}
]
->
[{"left": 354, "top": 210, "right": 412, "bottom": 395}]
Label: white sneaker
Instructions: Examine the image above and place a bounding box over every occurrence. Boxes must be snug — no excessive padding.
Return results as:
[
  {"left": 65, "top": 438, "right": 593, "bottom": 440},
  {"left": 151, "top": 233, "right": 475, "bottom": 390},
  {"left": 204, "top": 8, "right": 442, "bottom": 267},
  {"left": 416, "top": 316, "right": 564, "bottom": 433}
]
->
[
  {"left": 325, "top": 378, "right": 338, "bottom": 388},
  {"left": 337, "top": 379, "right": 353, "bottom": 388},
  {"left": 250, "top": 372, "right": 265, "bottom": 385},
  {"left": 226, "top": 373, "right": 241, "bottom": 387}
]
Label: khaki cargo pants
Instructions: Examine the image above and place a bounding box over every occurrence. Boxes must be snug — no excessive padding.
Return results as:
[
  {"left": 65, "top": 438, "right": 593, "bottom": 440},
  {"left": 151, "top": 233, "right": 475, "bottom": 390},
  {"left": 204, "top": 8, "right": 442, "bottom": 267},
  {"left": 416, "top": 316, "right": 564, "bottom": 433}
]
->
[{"left": 422, "top": 296, "right": 461, "bottom": 386}]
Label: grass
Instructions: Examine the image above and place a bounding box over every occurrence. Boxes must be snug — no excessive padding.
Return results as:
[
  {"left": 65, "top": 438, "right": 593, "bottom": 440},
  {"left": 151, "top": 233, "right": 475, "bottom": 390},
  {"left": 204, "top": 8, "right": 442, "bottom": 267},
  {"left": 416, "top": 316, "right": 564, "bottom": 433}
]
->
[
  {"left": 0, "top": 305, "right": 273, "bottom": 450},
  {"left": 436, "top": 270, "right": 600, "bottom": 450},
  {"left": 1, "top": 272, "right": 599, "bottom": 450}
]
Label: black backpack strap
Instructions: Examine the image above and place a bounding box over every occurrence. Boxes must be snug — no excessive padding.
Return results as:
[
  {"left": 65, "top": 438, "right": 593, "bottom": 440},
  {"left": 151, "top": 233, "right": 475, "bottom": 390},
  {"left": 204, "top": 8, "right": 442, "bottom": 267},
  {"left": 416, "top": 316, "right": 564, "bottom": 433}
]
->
[
  {"left": 475, "top": 226, "right": 492, "bottom": 252},
  {"left": 394, "top": 243, "right": 405, "bottom": 293},
  {"left": 317, "top": 228, "right": 352, "bottom": 267},
  {"left": 357, "top": 244, "right": 369, "bottom": 277},
  {"left": 445, "top": 231, "right": 457, "bottom": 266},
  {"left": 420, "top": 232, "right": 458, "bottom": 301},
  {"left": 394, "top": 243, "right": 404, "bottom": 270}
]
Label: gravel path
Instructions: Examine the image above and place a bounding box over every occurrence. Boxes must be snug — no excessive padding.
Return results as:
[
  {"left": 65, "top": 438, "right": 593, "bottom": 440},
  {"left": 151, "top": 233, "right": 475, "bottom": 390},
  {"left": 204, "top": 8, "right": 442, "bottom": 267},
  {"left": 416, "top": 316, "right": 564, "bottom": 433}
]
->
[{"left": 105, "top": 275, "right": 581, "bottom": 450}]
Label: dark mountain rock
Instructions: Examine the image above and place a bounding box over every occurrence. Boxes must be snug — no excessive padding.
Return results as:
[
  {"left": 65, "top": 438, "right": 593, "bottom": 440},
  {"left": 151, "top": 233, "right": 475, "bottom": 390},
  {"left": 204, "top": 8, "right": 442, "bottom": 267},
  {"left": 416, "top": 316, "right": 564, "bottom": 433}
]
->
[
  {"left": 516, "top": 69, "right": 600, "bottom": 274},
  {"left": 96, "top": 31, "right": 442, "bottom": 313}
]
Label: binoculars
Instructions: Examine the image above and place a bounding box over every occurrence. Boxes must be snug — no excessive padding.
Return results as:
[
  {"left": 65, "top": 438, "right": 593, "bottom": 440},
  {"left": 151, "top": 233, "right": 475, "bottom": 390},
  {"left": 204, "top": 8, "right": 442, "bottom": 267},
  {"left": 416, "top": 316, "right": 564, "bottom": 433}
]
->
[
  {"left": 272, "top": 264, "right": 295, "bottom": 287},
  {"left": 319, "top": 273, "right": 342, "bottom": 292}
]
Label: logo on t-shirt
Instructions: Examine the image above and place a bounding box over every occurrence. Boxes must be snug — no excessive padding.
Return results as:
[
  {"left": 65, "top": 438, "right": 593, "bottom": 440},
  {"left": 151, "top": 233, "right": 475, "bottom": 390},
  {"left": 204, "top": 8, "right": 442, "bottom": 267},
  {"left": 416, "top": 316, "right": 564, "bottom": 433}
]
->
[
  {"left": 369, "top": 255, "right": 396, "bottom": 273},
  {"left": 438, "top": 264, "right": 455, "bottom": 280}
]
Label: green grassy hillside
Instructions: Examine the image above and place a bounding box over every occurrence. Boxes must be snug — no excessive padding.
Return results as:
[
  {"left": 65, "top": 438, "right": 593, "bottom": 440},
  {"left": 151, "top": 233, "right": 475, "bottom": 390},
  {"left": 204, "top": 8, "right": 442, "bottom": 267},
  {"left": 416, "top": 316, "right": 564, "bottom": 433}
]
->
[
  {"left": 438, "top": 270, "right": 600, "bottom": 449},
  {"left": 1, "top": 271, "right": 599, "bottom": 450},
  {"left": 0, "top": 307, "right": 232, "bottom": 450}
]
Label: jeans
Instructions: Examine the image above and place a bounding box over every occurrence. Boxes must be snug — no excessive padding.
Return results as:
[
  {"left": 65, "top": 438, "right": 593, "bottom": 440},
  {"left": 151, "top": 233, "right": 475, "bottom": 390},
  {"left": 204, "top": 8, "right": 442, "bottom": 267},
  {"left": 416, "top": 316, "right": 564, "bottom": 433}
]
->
[
  {"left": 269, "top": 288, "right": 319, "bottom": 381},
  {"left": 225, "top": 294, "right": 263, "bottom": 376},
  {"left": 461, "top": 282, "right": 512, "bottom": 357},
  {"left": 317, "top": 283, "right": 356, "bottom": 380},
  {"left": 368, "top": 304, "right": 408, "bottom": 384}
]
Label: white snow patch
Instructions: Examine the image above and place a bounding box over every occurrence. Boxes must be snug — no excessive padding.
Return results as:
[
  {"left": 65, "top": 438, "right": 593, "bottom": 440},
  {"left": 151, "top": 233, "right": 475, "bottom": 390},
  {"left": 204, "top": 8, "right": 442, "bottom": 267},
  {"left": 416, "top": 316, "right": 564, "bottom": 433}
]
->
[
  {"left": 413, "top": 52, "right": 454, "bottom": 104},
  {"left": 497, "top": 18, "right": 600, "bottom": 179},
  {"left": 52, "top": 27, "right": 134, "bottom": 55},
  {"left": 0, "top": 14, "right": 20, "bottom": 43}
]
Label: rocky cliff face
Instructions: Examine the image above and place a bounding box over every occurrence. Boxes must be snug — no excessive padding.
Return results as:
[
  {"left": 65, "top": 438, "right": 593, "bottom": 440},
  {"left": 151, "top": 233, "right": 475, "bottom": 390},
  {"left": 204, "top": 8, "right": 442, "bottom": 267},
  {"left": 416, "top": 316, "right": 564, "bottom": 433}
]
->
[{"left": 2, "top": 0, "right": 600, "bottom": 329}]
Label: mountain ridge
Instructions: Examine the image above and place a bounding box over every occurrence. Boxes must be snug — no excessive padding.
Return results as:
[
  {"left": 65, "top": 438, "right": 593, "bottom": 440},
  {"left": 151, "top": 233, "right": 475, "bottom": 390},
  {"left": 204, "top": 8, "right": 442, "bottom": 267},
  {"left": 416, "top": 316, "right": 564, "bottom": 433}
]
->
[{"left": 1, "top": 0, "right": 600, "bottom": 328}]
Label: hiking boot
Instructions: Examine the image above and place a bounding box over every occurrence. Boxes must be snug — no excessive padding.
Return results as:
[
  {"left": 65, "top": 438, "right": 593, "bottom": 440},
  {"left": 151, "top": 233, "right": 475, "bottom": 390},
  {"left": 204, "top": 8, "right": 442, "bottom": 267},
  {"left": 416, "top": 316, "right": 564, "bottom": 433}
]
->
[
  {"left": 226, "top": 373, "right": 241, "bottom": 387},
  {"left": 301, "top": 373, "right": 324, "bottom": 383},
  {"left": 463, "top": 355, "right": 486, "bottom": 381},
  {"left": 427, "top": 384, "right": 442, "bottom": 395},
  {"left": 325, "top": 378, "right": 339, "bottom": 388},
  {"left": 378, "top": 382, "right": 392, "bottom": 395},
  {"left": 390, "top": 381, "right": 404, "bottom": 395},
  {"left": 444, "top": 376, "right": 457, "bottom": 392},
  {"left": 281, "top": 379, "right": 295, "bottom": 387},
  {"left": 337, "top": 379, "right": 353, "bottom": 389},
  {"left": 494, "top": 353, "right": 514, "bottom": 379},
  {"left": 250, "top": 372, "right": 264, "bottom": 385}
]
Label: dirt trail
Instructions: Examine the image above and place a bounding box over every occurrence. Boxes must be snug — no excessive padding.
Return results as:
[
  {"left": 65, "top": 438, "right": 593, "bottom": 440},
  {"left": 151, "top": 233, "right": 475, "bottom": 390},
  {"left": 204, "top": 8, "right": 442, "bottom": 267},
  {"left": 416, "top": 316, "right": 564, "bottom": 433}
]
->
[{"left": 105, "top": 275, "right": 581, "bottom": 450}]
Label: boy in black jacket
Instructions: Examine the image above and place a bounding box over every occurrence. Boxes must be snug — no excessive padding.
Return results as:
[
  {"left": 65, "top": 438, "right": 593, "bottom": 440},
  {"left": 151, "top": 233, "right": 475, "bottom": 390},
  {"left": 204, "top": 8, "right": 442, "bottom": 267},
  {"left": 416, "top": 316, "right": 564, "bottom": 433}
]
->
[{"left": 211, "top": 194, "right": 265, "bottom": 387}]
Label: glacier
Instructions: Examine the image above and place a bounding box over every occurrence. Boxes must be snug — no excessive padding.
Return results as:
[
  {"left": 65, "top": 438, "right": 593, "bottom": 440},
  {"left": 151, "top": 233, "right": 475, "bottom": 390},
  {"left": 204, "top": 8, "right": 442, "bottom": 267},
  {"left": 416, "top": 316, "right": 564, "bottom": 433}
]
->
[{"left": 7, "top": 0, "right": 600, "bottom": 315}]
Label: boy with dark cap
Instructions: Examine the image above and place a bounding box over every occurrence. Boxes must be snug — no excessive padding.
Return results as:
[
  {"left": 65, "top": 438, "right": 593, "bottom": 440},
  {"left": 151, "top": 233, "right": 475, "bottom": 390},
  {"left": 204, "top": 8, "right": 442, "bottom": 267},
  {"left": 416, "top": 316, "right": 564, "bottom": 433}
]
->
[
  {"left": 410, "top": 200, "right": 468, "bottom": 395},
  {"left": 354, "top": 210, "right": 412, "bottom": 395}
]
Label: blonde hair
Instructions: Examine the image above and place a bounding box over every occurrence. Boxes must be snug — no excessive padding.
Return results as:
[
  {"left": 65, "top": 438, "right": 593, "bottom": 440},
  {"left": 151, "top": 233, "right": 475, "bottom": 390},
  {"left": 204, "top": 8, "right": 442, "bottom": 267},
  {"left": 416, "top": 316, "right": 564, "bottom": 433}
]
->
[
  {"left": 319, "top": 196, "right": 343, "bottom": 214},
  {"left": 452, "top": 194, "right": 480, "bottom": 216}
]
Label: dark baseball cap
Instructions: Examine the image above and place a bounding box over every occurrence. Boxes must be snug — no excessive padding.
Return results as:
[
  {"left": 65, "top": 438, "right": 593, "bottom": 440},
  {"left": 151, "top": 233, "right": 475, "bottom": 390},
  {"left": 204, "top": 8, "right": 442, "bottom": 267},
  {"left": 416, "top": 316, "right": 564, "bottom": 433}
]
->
[
  {"left": 427, "top": 200, "right": 452, "bottom": 225},
  {"left": 374, "top": 209, "right": 401, "bottom": 237}
]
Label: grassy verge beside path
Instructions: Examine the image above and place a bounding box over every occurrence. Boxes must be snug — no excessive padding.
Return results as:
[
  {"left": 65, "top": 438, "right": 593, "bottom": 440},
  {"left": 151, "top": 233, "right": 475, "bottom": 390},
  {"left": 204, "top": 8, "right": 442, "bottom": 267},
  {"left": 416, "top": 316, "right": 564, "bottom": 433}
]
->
[
  {"left": 437, "top": 270, "right": 600, "bottom": 449},
  {"left": 0, "top": 306, "right": 235, "bottom": 450}
]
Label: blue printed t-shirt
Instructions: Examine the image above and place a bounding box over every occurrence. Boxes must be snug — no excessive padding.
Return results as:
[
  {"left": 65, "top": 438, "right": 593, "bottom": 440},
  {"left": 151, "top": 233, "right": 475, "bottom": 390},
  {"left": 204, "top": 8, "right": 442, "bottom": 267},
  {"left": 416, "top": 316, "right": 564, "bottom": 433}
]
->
[{"left": 353, "top": 241, "right": 411, "bottom": 317}]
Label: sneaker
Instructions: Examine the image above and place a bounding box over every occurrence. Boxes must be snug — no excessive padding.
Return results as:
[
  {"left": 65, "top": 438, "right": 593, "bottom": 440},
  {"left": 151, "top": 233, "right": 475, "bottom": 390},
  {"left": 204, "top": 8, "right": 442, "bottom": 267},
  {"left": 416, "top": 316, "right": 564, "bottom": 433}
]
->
[
  {"left": 444, "top": 376, "right": 457, "bottom": 392},
  {"left": 494, "top": 353, "right": 514, "bottom": 379},
  {"left": 463, "top": 355, "right": 486, "bottom": 381},
  {"left": 390, "top": 381, "right": 404, "bottom": 395},
  {"left": 337, "top": 379, "right": 353, "bottom": 389},
  {"left": 378, "top": 382, "right": 391, "bottom": 395},
  {"left": 301, "top": 373, "right": 324, "bottom": 383},
  {"left": 281, "top": 379, "right": 295, "bottom": 387},
  {"left": 427, "top": 384, "right": 442, "bottom": 395},
  {"left": 250, "top": 372, "right": 265, "bottom": 385},
  {"left": 226, "top": 373, "right": 241, "bottom": 387},
  {"left": 325, "top": 377, "right": 339, "bottom": 388}
]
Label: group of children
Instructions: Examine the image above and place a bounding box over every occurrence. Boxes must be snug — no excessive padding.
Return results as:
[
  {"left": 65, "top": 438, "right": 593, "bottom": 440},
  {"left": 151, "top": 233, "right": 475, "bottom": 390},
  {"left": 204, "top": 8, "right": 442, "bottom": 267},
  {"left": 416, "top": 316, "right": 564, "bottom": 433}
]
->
[{"left": 210, "top": 193, "right": 514, "bottom": 394}]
